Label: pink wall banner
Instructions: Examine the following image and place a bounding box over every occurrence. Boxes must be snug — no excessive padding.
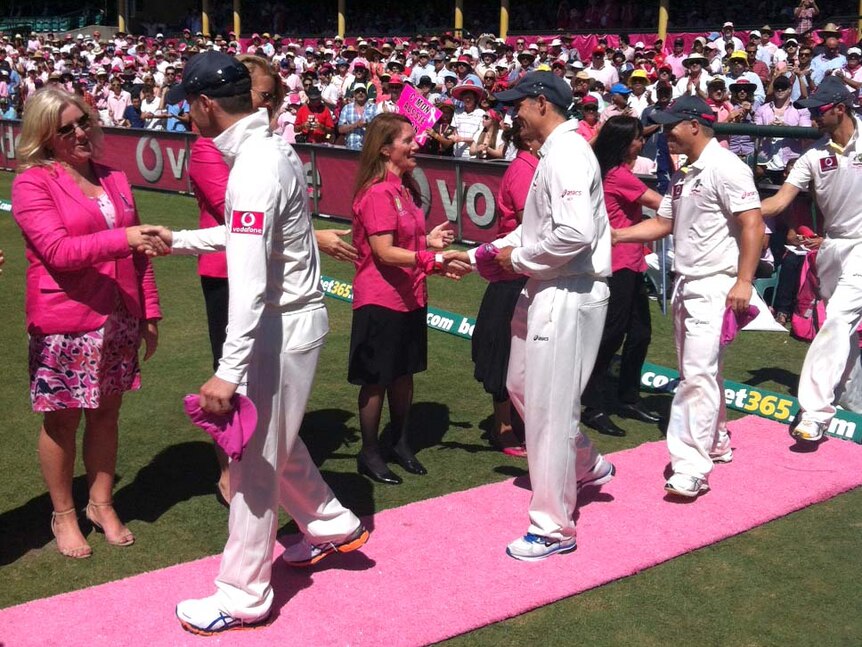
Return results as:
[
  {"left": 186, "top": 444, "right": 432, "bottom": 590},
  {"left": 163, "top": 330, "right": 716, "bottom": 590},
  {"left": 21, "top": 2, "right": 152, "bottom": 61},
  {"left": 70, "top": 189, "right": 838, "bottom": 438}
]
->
[
  {"left": 396, "top": 85, "right": 441, "bottom": 146},
  {"left": 298, "top": 145, "right": 507, "bottom": 244},
  {"left": 3, "top": 119, "right": 507, "bottom": 245}
]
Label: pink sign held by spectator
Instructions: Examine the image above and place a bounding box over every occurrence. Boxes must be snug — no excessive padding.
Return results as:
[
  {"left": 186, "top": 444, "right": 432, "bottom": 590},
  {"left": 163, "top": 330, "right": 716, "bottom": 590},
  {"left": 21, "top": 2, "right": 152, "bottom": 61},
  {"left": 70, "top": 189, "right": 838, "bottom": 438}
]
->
[{"left": 397, "top": 84, "right": 441, "bottom": 146}]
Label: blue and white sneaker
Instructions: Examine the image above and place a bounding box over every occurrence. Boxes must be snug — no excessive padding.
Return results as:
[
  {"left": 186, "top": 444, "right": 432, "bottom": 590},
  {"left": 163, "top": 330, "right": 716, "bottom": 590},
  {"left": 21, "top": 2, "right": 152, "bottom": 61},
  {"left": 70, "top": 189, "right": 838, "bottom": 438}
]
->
[
  {"left": 176, "top": 596, "right": 269, "bottom": 636},
  {"left": 578, "top": 457, "right": 616, "bottom": 490},
  {"left": 506, "top": 533, "right": 577, "bottom": 562}
]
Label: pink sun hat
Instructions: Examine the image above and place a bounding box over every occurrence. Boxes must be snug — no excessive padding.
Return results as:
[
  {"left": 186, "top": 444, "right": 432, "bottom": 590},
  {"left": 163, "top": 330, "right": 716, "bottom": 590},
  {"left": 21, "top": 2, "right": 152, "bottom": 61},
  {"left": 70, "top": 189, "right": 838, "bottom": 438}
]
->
[{"left": 183, "top": 393, "right": 258, "bottom": 460}]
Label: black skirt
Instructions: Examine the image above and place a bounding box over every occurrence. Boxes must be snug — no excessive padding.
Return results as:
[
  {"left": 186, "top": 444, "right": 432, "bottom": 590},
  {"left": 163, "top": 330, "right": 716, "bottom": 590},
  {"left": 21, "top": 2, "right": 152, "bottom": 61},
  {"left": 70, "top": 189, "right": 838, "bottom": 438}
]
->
[
  {"left": 471, "top": 277, "right": 527, "bottom": 401},
  {"left": 348, "top": 305, "right": 428, "bottom": 386}
]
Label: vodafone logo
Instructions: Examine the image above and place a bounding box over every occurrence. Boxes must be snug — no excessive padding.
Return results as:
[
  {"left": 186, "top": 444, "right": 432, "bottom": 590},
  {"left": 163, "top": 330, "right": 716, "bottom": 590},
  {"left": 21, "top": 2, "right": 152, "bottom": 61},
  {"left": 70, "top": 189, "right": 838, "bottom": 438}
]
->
[
  {"left": 819, "top": 155, "right": 839, "bottom": 172},
  {"left": 230, "top": 210, "right": 264, "bottom": 235}
]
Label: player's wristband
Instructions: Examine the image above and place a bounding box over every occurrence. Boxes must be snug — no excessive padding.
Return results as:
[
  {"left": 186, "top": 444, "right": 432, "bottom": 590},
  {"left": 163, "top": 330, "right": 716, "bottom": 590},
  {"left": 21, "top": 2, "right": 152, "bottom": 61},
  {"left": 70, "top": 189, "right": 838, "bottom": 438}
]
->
[{"left": 415, "top": 250, "right": 442, "bottom": 275}]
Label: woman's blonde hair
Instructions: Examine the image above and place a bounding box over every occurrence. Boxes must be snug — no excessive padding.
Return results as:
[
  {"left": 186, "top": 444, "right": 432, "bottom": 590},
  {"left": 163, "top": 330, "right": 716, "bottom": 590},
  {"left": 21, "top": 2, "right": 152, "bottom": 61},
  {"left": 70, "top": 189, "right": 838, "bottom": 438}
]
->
[
  {"left": 237, "top": 54, "right": 285, "bottom": 111},
  {"left": 353, "top": 113, "right": 421, "bottom": 205},
  {"left": 16, "top": 88, "right": 102, "bottom": 173}
]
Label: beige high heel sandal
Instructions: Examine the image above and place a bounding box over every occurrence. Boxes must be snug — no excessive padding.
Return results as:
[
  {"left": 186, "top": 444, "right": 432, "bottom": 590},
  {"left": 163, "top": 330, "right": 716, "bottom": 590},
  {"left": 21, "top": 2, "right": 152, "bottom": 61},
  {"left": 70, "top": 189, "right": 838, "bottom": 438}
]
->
[
  {"left": 51, "top": 508, "right": 93, "bottom": 559},
  {"left": 85, "top": 501, "right": 135, "bottom": 547}
]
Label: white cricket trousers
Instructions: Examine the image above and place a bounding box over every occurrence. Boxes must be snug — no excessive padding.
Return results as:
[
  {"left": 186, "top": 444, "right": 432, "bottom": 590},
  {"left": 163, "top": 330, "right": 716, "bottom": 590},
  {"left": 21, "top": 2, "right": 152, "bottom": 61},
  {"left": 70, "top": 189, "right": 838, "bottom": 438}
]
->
[
  {"left": 507, "top": 275, "right": 609, "bottom": 541},
  {"left": 667, "top": 273, "right": 735, "bottom": 481},
  {"left": 798, "top": 240, "right": 862, "bottom": 425},
  {"left": 215, "top": 306, "right": 360, "bottom": 620}
]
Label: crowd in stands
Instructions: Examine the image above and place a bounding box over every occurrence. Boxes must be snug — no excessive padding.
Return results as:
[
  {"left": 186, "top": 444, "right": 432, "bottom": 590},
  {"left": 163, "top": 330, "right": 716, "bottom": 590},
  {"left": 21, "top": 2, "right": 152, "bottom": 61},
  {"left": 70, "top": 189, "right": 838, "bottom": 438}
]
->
[{"left": 0, "top": 13, "right": 856, "bottom": 325}]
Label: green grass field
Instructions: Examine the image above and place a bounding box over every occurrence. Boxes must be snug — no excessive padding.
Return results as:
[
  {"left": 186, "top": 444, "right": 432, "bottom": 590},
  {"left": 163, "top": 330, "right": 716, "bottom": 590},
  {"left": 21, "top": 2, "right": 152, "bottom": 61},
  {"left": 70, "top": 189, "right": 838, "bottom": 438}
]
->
[{"left": 1, "top": 172, "right": 860, "bottom": 645}]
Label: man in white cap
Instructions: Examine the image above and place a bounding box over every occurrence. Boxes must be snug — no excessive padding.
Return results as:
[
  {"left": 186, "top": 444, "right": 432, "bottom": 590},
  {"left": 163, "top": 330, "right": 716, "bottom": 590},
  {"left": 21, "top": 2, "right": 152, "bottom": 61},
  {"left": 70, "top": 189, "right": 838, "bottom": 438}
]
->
[
  {"left": 761, "top": 76, "right": 862, "bottom": 443},
  {"left": 614, "top": 95, "right": 764, "bottom": 498},
  {"left": 675, "top": 53, "right": 712, "bottom": 98},
  {"left": 409, "top": 49, "right": 436, "bottom": 86},
  {"left": 721, "top": 21, "right": 745, "bottom": 51}
]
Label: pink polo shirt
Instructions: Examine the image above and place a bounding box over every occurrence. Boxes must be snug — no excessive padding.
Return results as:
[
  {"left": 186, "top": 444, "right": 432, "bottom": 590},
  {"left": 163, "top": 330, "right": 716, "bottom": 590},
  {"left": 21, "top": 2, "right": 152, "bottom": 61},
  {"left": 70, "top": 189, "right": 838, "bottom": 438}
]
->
[
  {"left": 603, "top": 164, "right": 648, "bottom": 273},
  {"left": 497, "top": 150, "right": 538, "bottom": 235},
  {"left": 352, "top": 172, "right": 428, "bottom": 312},
  {"left": 188, "top": 137, "right": 229, "bottom": 278}
]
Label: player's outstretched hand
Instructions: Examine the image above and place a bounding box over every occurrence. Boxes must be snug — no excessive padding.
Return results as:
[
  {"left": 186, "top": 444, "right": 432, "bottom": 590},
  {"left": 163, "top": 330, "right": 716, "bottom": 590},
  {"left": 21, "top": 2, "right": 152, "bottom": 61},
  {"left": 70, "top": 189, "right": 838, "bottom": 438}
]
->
[
  {"left": 440, "top": 257, "right": 472, "bottom": 280},
  {"left": 316, "top": 229, "right": 358, "bottom": 262},
  {"left": 131, "top": 225, "right": 173, "bottom": 257},
  {"left": 428, "top": 223, "right": 456, "bottom": 250}
]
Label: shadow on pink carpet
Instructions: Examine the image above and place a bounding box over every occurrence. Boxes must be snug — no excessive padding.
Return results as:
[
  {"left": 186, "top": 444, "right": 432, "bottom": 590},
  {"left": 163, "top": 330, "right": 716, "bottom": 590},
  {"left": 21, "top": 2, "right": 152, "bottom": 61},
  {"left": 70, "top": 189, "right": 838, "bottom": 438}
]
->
[{"left": 3, "top": 416, "right": 861, "bottom": 646}]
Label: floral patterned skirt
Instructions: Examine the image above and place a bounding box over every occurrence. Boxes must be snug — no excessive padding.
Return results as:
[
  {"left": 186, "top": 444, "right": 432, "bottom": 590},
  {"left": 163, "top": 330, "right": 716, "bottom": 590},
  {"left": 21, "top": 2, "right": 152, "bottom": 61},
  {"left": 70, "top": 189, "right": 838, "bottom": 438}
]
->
[{"left": 29, "top": 301, "right": 142, "bottom": 412}]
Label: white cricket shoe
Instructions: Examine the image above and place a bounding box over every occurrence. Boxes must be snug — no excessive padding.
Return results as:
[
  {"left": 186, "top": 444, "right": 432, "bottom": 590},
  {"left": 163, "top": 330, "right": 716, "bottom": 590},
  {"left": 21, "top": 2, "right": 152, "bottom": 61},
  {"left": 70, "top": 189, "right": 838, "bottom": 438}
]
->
[
  {"left": 791, "top": 418, "right": 826, "bottom": 442},
  {"left": 664, "top": 473, "right": 710, "bottom": 498},
  {"left": 578, "top": 456, "right": 616, "bottom": 490},
  {"left": 710, "top": 447, "right": 734, "bottom": 464},
  {"left": 176, "top": 595, "right": 269, "bottom": 636},
  {"left": 506, "top": 533, "right": 578, "bottom": 562}
]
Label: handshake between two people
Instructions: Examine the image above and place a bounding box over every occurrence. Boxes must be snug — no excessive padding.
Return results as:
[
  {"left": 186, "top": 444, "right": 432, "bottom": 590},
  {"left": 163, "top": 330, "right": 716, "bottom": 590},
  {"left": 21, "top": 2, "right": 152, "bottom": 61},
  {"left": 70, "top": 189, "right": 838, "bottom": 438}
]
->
[
  {"left": 425, "top": 224, "right": 518, "bottom": 281},
  {"left": 126, "top": 225, "right": 173, "bottom": 257}
]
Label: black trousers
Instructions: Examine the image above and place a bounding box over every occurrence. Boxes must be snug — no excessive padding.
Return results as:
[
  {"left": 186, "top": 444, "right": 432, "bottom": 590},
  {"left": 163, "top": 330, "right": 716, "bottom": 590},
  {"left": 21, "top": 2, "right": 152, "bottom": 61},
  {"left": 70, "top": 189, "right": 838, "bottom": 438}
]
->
[
  {"left": 582, "top": 269, "right": 652, "bottom": 409},
  {"left": 200, "top": 276, "right": 229, "bottom": 372},
  {"left": 774, "top": 252, "right": 805, "bottom": 317}
]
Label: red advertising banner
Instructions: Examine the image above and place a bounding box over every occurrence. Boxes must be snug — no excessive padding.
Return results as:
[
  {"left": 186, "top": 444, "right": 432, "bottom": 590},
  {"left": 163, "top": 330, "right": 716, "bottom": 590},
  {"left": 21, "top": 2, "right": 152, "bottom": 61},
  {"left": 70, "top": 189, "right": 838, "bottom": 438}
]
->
[
  {"left": 0, "top": 120, "right": 192, "bottom": 193},
  {"left": 2, "top": 119, "right": 508, "bottom": 243},
  {"left": 293, "top": 145, "right": 506, "bottom": 244},
  {"left": 97, "top": 128, "right": 192, "bottom": 194},
  {"left": 0, "top": 119, "right": 21, "bottom": 172}
]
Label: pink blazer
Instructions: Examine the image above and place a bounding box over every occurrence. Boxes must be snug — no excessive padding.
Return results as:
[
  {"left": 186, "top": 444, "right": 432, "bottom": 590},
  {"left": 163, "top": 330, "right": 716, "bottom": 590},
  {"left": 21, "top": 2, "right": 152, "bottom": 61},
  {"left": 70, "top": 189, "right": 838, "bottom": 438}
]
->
[{"left": 12, "top": 161, "right": 161, "bottom": 335}]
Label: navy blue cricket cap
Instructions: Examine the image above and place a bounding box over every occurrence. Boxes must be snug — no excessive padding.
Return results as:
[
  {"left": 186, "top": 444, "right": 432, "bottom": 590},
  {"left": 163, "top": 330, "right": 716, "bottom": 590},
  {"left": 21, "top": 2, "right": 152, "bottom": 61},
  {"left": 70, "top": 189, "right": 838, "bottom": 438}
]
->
[
  {"left": 649, "top": 95, "right": 717, "bottom": 127},
  {"left": 795, "top": 75, "right": 854, "bottom": 110},
  {"left": 494, "top": 71, "right": 573, "bottom": 109},
  {"left": 165, "top": 51, "right": 250, "bottom": 104}
]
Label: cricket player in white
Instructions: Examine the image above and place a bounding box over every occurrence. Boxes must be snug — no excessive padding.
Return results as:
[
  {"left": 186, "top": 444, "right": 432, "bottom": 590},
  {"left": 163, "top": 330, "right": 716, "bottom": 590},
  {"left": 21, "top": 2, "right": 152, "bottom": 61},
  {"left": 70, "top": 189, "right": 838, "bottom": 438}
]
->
[
  {"left": 143, "top": 53, "right": 368, "bottom": 635},
  {"left": 614, "top": 95, "right": 765, "bottom": 498},
  {"left": 762, "top": 76, "right": 862, "bottom": 442},
  {"left": 452, "top": 72, "right": 616, "bottom": 561}
]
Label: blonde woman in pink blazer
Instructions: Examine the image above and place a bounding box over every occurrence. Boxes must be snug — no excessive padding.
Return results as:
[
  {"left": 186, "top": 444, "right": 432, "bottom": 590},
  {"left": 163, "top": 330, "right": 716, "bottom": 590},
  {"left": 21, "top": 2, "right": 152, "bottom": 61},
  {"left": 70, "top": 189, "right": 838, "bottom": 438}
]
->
[{"left": 12, "top": 88, "right": 163, "bottom": 559}]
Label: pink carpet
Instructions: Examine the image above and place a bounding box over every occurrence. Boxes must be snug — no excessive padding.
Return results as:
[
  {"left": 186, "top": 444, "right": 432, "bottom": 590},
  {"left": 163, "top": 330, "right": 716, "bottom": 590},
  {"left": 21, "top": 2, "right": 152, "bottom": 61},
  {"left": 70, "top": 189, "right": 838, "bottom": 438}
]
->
[{"left": 3, "top": 416, "right": 862, "bottom": 646}]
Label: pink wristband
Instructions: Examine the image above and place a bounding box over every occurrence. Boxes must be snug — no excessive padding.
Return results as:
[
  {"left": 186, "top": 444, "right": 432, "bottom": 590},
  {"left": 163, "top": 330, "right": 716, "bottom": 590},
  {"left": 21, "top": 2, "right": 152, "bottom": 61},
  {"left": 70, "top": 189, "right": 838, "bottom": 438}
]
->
[{"left": 415, "top": 250, "right": 439, "bottom": 275}]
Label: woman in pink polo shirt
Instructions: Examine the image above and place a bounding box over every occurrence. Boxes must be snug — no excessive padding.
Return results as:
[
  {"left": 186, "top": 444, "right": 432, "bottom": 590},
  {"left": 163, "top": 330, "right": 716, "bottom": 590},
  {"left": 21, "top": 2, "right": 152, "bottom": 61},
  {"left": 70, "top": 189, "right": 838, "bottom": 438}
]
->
[
  {"left": 581, "top": 115, "right": 663, "bottom": 437},
  {"left": 471, "top": 121, "right": 536, "bottom": 457},
  {"left": 349, "top": 113, "right": 458, "bottom": 485}
]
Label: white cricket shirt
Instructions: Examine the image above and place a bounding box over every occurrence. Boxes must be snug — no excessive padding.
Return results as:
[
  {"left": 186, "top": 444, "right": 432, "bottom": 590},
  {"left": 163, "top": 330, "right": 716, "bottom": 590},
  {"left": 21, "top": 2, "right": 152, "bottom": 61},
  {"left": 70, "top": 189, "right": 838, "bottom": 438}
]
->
[
  {"left": 658, "top": 138, "right": 761, "bottom": 278},
  {"left": 786, "top": 115, "right": 862, "bottom": 239},
  {"left": 172, "top": 109, "right": 325, "bottom": 384}
]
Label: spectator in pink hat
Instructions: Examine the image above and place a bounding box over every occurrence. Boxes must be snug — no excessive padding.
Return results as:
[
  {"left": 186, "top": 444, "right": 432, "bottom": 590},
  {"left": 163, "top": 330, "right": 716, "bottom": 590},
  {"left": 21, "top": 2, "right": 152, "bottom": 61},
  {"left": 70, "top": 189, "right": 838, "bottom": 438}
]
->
[
  {"left": 454, "top": 54, "right": 482, "bottom": 86},
  {"left": 450, "top": 81, "right": 486, "bottom": 157},
  {"left": 576, "top": 95, "right": 600, "bottom": 142},
  {"left": 469, "top": 108, "right": 505, "bottom": 159},
  {"left": 275, "top": 93, "right": 302, "bottom": 143}
]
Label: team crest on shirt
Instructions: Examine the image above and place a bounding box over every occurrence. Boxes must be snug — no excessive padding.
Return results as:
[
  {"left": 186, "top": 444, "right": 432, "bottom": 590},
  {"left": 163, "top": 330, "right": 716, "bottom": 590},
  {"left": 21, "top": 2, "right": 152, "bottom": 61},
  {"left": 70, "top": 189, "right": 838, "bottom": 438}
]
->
[
  {"left": 394, "top": 196, "right": 403, "bottom": 212},
  {"left": 819, "top": 155, "right": 839, "bottom": 172},
  {"left": 230, "top": 210, "right": 264, "bottom": 235},
  {"left": 671, "top": 183, "right": 683, "bottom": 199}
]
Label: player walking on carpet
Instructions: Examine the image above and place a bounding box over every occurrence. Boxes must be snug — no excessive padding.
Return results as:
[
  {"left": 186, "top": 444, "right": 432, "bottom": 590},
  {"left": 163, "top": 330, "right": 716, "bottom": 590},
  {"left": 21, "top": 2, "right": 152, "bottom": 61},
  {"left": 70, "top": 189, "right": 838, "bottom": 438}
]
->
[
  {"left": 613, "top": 95, "right": 765, "bottom": 499},
  {"left": 142, "top": 52, "right": 369, "bottom": 635},
  {"left": 449, "top": 71, "right": 617, "bottom": 561},
  {"left": 762, "top": 76, "right": 862, "bottom": 443}
]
